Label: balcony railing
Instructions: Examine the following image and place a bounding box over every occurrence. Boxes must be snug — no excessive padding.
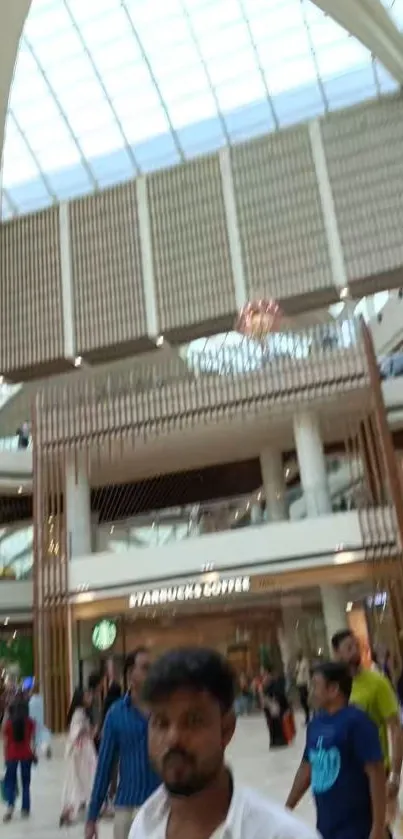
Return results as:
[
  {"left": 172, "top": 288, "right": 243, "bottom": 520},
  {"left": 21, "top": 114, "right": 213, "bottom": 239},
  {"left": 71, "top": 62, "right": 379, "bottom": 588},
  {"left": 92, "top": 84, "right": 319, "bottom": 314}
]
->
[{"left": 35, "top": 320, "right": 369, "bottom": 445}]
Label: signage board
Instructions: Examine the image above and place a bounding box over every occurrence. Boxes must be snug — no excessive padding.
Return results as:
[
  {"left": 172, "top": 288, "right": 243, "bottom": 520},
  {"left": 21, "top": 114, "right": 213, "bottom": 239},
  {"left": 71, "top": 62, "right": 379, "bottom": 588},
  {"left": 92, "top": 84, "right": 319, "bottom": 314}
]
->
[
  {"left": 129, "top": 576, "right": 251, "bottom": 609},
  {"left": 92, "top": 619, "right": 117, "bottom": 651}
]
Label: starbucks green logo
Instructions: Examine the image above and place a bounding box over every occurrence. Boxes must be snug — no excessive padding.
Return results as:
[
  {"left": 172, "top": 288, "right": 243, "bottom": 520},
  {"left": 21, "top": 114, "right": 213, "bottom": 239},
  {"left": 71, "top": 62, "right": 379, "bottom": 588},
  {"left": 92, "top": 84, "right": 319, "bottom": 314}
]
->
[{"left": 92, "top": 620, "right": 117, "bottom": 651}]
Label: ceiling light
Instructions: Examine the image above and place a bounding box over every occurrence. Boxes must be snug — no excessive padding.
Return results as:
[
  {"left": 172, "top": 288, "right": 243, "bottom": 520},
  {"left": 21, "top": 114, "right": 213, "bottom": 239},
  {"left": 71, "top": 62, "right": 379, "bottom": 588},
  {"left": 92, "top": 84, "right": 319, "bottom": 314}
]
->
[
  {"left": 17, "top": 486, "right": 23, "bottom": 495},
  {"left": 74, "top": 356, "right": 83, "bottom": 368},
  {"left": 156, "top": 335, "right": 164, "bottom": 347},
  {"left": 339, "top": 287, "right": 350, "bottom": 300},
  {"left": 4, "top": 617, "right": 9, "bottom": 626},
  {"left": 346, "top": 601, "right": 353, "bottom": 612}
]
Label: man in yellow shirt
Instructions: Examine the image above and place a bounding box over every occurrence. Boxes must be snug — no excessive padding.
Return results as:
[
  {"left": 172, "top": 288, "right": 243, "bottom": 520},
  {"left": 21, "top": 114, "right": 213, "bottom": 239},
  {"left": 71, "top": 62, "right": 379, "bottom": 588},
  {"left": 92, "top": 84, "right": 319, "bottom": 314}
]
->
[{"left": 332, "top": 630, "right": 403, "bottom": 817}]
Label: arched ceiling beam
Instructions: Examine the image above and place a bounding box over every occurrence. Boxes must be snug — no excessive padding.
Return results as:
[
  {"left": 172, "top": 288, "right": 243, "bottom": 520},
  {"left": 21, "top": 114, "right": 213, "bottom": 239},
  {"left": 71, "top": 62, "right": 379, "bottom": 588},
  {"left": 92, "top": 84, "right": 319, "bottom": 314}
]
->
[
  {"left": 0, "top": 1, "right": 32, "bottom": 170},
  {"left": 311, "top": 0, "right": 403, "bottom": 83}
]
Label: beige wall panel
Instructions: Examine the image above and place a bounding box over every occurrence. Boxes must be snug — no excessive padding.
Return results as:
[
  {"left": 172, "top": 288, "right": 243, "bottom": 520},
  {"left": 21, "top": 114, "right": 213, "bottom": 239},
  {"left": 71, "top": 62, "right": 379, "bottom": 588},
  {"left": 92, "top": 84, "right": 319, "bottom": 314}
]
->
[
  {"left": 148, "top": 155, "right": 235, "bottom": 335},
  {"left": 0, "top": 208, "right": 64, "bottom": 376},
  {"left": 232, "top": 127, "right": 332, "bottom": 302},
  {"left": 322, "top": 98, "right": 403, "bottom": 284},
  {"left": 70, "top": 182, "right": 147, "bottom": 356}
]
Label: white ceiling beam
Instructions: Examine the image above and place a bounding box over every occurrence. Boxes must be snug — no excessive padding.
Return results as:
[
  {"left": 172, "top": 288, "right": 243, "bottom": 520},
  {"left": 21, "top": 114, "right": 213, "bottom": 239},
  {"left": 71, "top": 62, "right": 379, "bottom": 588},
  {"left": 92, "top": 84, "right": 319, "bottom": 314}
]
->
[
  {"left": 0, "top": 1, "right": 32, "bottom": 178},
  {"left": 311, "top": 0, "right": 403, "bottom": 83}
]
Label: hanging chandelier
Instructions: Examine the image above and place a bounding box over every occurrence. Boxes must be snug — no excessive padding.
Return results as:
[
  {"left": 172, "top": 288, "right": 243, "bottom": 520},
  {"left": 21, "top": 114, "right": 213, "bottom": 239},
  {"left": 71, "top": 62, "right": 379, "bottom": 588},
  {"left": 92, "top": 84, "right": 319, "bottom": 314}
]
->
[{"left": 235, "top": 299, "right": 283, "bottom": 341}]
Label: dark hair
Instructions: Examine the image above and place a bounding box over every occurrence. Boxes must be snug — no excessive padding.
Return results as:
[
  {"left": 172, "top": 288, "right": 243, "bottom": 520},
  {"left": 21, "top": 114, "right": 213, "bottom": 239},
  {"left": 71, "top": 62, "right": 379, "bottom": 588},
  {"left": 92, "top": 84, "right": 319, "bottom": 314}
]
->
[
  {"left": 88, "top": 671, "right": 102, "bottom": 691},
  {"left": 66, "top": 687, "right": 86, "bottom": 729},
  {"left": 142, "top": 647, "right": 236, "bottom": 712},
  {"left": 314, "top": 661, "right": 352, "bottom": 700},
  {"left": 9, "top": 696, "right": 29, "bottom": 743},
  {"left": 331, "top": 629, "right": 353, "bottom": 651},
  {"left": 124, "top": 647, "right": 148, "bottom": 682}
]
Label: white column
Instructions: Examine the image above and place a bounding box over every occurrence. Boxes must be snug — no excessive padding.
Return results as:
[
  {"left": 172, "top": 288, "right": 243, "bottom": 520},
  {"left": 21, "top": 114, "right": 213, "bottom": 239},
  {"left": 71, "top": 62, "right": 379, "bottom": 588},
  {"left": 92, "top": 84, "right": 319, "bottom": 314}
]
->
[
  {"left": 293, "top": 412, "right": 332, "bottom": 517},
  {"left": 321, "top": 585, "right": 348, "bottom": 655},
  {"left": 308, "top": 119, "right": 348, "bottom": 293},
  {"left": 260, "top": 448, "right": 287, "bottom": 522},
  {"left": 278, "top": 607, "right": 299, "bottom": 673},
  {"left": 59, "top": 203, "right": 76, "bottom": 360},
  {"left": 219, "top": 147, "right": 247, "bottom": 311},
  {"left": 136, "top": 176, "right": 159, "bottom": 341},
  {"left": 65, "top": 456, "right": 92, "bottom": 558}
]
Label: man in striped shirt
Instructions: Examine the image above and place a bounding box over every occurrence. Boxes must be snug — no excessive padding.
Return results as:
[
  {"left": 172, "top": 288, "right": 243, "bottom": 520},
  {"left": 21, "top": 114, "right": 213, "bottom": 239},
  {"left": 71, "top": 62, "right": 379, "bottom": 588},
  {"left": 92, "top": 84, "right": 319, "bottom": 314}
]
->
[{"left": 85, "top": 648, "right": 160, "bottom": 839}]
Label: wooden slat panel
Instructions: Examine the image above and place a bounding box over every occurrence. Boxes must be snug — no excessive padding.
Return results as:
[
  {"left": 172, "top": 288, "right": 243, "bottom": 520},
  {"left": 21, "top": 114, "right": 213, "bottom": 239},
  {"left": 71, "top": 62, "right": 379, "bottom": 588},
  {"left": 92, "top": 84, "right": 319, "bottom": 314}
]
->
[
  {"left": 70, "top": 182, "right": 148, "bottom": 357},
  {"left": 0, "top": 209, "right": 64, "bottom": 377},
  {"left": 322, "top": 98, "right": 403, "bottom": 285},
  {"left": 149, "top": 155, "right": 235, "bottom": 336},
  {"left": 232, "top": 126, "right": 333, "bottom": 302}
]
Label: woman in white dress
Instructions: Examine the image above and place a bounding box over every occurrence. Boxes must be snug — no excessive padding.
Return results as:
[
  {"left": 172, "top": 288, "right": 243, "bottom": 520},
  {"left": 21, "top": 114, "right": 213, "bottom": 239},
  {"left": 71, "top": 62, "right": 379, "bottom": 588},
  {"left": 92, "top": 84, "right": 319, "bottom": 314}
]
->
[{"left": 59, "top": 687, "right": 97, "bottom": 827}]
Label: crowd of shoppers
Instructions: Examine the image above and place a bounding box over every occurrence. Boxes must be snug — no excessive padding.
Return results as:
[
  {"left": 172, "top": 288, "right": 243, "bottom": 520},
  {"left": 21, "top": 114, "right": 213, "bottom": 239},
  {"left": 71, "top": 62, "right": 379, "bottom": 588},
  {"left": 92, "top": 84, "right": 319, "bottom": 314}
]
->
[{"left": 1, "top": 632, "right": 403, "bottom": 839}]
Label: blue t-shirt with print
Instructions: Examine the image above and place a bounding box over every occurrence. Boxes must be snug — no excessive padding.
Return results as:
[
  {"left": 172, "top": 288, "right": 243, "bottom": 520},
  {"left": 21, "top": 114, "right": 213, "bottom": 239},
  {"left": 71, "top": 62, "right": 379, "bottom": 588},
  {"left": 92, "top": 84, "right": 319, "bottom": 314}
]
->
[{"left": 303, "top": 704, "right": 382, "bottom": 839}]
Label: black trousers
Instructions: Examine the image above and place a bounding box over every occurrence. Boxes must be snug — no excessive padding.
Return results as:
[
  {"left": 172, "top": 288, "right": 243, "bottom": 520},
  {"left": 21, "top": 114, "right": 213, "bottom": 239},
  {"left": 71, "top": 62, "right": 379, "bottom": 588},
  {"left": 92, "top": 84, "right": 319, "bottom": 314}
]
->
[{"left": 297, "top": 685, "right": 310, "bottom": 724}]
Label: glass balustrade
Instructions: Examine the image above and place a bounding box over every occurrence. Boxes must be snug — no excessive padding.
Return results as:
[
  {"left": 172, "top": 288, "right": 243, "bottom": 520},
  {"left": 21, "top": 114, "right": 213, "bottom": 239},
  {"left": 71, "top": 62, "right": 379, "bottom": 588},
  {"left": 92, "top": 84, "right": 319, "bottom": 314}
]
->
[
  {"left": 0, "top": 436, "right": 32, "bottom": 452},
  {"left": 0, "top": 457, "right": 364, "bottom": 575},
  {"left": 0, "top": 526, "right": 33, "bottom": 580},
  {"left": 96, "top": 474, "right": 359, "bottom": 554}
]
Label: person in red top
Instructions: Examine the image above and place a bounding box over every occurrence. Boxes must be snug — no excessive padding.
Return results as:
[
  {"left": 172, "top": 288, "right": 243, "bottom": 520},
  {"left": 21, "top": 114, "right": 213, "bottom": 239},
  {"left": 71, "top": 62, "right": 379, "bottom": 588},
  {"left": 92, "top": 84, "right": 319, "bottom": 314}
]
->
[{"left": 2, "top": 694, "right": 36, "bottom": 823}]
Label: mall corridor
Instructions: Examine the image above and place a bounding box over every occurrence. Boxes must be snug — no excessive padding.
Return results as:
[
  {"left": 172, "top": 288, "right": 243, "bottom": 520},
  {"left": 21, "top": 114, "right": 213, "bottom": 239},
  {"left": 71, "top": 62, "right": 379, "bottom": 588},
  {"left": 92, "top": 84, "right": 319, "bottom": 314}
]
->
[{"left": 1, "top": 716, "right": 314, "bottom": 838}]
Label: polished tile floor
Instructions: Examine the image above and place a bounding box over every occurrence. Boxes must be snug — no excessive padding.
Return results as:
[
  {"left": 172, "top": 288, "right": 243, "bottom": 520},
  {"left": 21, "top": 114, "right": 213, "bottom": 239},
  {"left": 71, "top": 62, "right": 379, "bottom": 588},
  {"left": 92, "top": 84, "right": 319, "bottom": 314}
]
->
[{"left": 1, "top": 715, "right": 315, "bottom": 838}]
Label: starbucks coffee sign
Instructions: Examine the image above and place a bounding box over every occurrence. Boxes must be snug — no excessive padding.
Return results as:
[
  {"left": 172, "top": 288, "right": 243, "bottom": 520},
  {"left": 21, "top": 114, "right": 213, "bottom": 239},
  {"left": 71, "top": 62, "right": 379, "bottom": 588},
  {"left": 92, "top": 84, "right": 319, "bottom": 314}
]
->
[
  {"left": 129, "top": 576, "right": 251, "bottom": 609},
  {"left": 92, "top": 619, "right": 117, "bottom": 652}
]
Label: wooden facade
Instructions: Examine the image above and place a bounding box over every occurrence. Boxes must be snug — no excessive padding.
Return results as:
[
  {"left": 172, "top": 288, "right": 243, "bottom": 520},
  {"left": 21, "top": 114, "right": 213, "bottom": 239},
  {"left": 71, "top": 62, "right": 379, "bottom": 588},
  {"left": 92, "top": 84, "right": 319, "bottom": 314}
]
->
[{"left": 31, "top": 320, "right": 403, "bottom": 729}]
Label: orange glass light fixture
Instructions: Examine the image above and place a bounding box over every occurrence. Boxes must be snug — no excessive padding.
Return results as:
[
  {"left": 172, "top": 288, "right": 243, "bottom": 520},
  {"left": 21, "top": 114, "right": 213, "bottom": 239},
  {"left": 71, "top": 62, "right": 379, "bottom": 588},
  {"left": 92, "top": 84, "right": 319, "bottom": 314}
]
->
[{"left": 235, "top": 299, "right": 282, "bottom": 340}]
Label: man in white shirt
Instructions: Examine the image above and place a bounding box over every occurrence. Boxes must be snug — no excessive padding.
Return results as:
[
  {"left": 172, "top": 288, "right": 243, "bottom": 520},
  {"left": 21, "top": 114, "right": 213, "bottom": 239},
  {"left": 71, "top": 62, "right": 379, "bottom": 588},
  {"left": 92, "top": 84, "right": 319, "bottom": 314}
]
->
[{"left": 129, "top": 647, "right": 319, "bottom": 839}]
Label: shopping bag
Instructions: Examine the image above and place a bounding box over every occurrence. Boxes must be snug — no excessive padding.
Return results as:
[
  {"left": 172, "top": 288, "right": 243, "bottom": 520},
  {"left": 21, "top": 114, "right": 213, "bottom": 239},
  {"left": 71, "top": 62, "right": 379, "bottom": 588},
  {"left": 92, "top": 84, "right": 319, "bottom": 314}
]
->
[{"left": 282, "top": 711, "right": 296, "bottom": 744}]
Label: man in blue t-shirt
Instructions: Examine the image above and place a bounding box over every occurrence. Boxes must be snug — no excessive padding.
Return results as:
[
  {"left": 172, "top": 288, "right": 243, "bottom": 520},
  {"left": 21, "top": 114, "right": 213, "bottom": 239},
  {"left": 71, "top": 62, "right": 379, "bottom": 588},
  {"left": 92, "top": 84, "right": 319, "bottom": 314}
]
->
[{"left": 286, "top": 661, "right": 386, "bottom": 839}]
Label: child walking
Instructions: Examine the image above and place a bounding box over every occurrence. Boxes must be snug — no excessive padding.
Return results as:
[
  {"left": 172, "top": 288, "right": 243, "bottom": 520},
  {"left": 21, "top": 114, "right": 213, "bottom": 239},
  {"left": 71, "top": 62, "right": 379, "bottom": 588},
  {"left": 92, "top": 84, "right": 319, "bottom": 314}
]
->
[{"left": 2, "top": 695, "right": 36, "bottom": 823}]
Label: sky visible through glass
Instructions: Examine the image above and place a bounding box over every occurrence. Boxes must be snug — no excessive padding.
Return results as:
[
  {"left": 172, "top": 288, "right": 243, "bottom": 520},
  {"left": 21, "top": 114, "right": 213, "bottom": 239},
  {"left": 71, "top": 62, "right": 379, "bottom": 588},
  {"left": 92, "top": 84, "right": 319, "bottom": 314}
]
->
[{"left": 1, "top": 0, "right": 399, "bottom": 218}]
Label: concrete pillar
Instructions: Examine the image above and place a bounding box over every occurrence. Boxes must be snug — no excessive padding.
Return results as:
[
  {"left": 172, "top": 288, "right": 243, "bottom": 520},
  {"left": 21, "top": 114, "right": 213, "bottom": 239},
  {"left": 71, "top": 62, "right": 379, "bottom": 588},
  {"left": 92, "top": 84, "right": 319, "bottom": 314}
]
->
[
  {"left": 65, "top": 456, "right": 92, "bottom": 558},
  {"left": 293, "top": 412, "right": 332, "bottom": 517},
  {"left": 260, "top": 448, "right": 287, "bottom": 522},
  {"left": 321, "top": 585, "right": 348, "bottom": 655}
]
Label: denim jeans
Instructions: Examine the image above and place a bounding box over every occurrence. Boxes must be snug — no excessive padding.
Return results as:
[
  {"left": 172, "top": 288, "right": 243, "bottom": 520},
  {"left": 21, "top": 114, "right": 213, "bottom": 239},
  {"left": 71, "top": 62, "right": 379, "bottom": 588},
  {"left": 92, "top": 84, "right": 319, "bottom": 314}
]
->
[{"left": 3, "top": 759, "right": 32, "bottom": 812}]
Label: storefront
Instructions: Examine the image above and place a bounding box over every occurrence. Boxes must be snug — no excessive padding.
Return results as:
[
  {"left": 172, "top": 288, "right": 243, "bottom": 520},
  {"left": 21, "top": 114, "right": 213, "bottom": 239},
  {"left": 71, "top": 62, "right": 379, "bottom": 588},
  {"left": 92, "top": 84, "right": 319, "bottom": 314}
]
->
[
  {"left": 0, "top": 623, "right": 34, "bottom": 683},
  {"left": 71, "top": 561, "right": 379, "bottom": 686}
]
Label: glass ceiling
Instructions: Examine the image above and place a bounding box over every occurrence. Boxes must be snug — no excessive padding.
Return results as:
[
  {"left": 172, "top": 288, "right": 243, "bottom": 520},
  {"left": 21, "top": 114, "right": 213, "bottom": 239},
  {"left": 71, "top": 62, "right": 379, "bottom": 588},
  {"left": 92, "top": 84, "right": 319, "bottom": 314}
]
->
[
  {"left": 1, "top": 0, "right": 398, "bottom": 219},
  {"left": 382, "top": 0, "right": 403, "bottom": 28}
]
